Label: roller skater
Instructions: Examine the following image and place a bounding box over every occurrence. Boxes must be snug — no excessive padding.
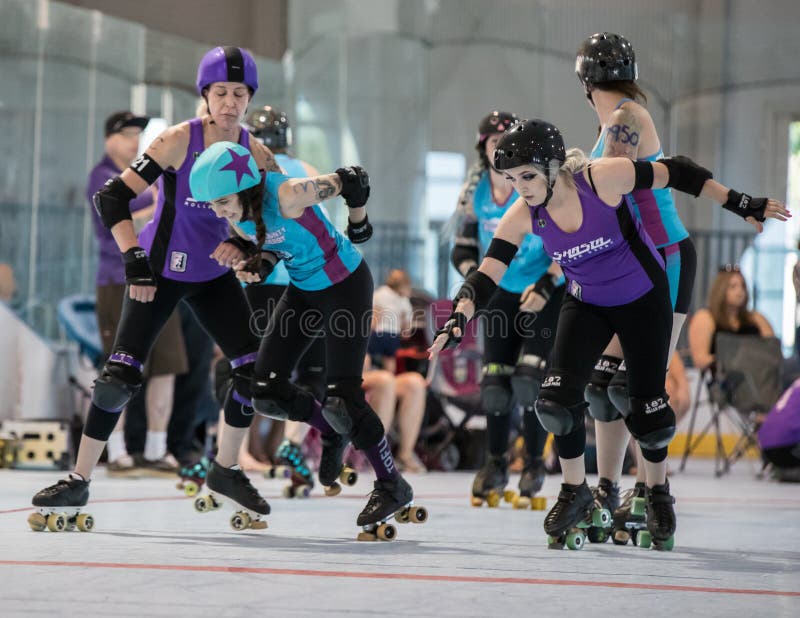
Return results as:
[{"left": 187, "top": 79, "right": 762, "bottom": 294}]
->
[
  {"left": 430, "top": 118, "right": 788, "bottom": 551},
  {"left": 543, "top": 481, "right": 610, "bottom": 550},
  {"left": 29, "top": 475, "right": 93, "bottom": 533},
  {"left": 356, "top": 473, "right": 427, "bottom": 542},
  {"left": 194, "top": 461, "right": 270, "bottom": 531}
]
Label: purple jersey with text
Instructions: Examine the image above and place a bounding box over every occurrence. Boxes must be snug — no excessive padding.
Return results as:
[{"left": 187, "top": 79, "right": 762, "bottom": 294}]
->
[
  {"left": 529, "top": 171, "right": 664, "bottom": 306},
  {"left": 138, "top": 118, "right": 250, "bottom": 282}
]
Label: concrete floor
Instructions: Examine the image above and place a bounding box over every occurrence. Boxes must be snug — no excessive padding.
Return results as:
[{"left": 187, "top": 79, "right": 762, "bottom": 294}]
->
[{"left": 0, "top": 460, "right": 798, "bottom": 617}]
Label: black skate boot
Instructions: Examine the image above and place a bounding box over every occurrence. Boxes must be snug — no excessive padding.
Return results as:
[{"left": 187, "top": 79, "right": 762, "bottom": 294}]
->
[
  {"left": 587, "top": 477, "right": 620, "bottom": 543},
  {"left": 611, "top": 481, "right": 647, "bottom": 546},
  {"left": 194, "top": 462, "right": 270, "bottom": 531},
  {"left": 29, "top": 475, "right": 93, "bottom": 532},
  {"left": 319, "top": 432, "right": 358, "bottom": 496},
  {"left": 470, "top": 454, "right": 510, "bottom": 508},
  {"left": 270, "top": 439, "right": 314, "bottom": 498},
  {"left": 507, "top": 456, "right": 547, "bottom": 510},
  {"left": 356, "top": 475, "right": 427, "bottom": 541},
  {"left": 641, "top": 482, "right": 676, "bottom": 551},
  {"left": 544, "top": 481, "right": 611, "bottom": 550}
]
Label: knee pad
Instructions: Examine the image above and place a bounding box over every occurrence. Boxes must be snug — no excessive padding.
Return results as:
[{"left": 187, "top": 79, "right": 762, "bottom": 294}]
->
[
  {"left": 585, "top": 355, "right": 623, "bottom": 422},
  {"left": 480, "top": 364, "right": 514, "bottom": 416},
  {"left": 511, "top": 354, "right": 547, "bottom": 407},
  {"left": 607, "top": 362, "right": 629, "bottom": 415},
  {"left": 624, "top": 394, "right": 676, "bottom": 450},
  {"left": 92, "top": 355, "right": 143, "bottom": 412},
  {"left": 323, "top": 380, "right": 384, "bottom": 450},
  {"left": 534, "top": 370, "right": 587, "bottom": 435},
  {"left": 251, "top": 376, "right": 315, "bottom": 422}
]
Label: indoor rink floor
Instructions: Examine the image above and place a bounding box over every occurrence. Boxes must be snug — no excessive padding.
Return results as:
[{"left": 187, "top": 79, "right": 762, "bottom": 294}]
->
[{"left": 1, "top": 461, "right": 798, "bottom": 618}]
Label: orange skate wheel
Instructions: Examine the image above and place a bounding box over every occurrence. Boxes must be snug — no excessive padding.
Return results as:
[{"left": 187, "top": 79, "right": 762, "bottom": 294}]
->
[
  {"left": 376, "top": 523, "right": 396, "bottom": 541},
  {"left": 27, "top": 512, "right": 46, "bottom": 532},
  {"left": 530, "top": 496, "right": 547, "bottom": 511}
]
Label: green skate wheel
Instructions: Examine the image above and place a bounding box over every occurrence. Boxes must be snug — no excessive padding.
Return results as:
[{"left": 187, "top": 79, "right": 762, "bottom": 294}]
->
[
  {"left": 630, "top": 497, "right": 646, "bottom": 517},
  {"left": 636, "top": 530, "right": 652, "bottom": 549},
  {"left": 655, "top": 536, "right": 675, "bottom": 551},
  {"left": 591, "top": 508, "right": 611, "bottom": 527},
  {"left": 565, "top": 531, "right": 585, "bottom": 550}
]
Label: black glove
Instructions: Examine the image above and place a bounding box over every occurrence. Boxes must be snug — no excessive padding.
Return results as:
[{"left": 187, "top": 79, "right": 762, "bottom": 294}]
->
[
  {"left": 122, "top": 247, "right": 156, "bottom": 286},
  {"left": 346, "top": 214, "right": 373, "bottom": 244},
  {"left": 335, "top": 165, "right": 371, "bottom": 208},
  {"left": 241, "top": 252, "right": 277, "bottom": 286},
  {"left": 222, "top": 236, "right": 259, "bottom": 257},
  {"left": 434, "top": 312, "right": 468, "bottom": 351},
  {"left": 722, "top": 190, "right": 767, "bottom": 222}
]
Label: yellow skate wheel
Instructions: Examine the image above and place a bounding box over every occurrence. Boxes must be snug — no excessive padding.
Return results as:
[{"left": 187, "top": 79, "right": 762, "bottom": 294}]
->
[
  {"left": 503, "top": 489, "right": 517, "bottom": 504},
  {"left": 27, "top": 512, "right": 46, "bottom": 532},
  {"left": 530, "top": 496, "right": 547, "bottom": 511},
  {"left": 324, "top": 483, "right": 342, "bottom": 497},
  {"left": 408, "top": 506, "right": 428, "bottom": 523},
  {"left": 183, "top": 481, "right": 199, "bottom": 497},
  {"left": 249, "top": 519, "right": 268, "bottom": 530},
  {"left": 357, "top": 531, "right": 377, "bottom": 541},
  {"left": 512, "top": 496, "right": 530, "bottom": 510},
  {"left": 395, "top": 508, "right": 410, "bottom": 524},
  {"left": 612, "top": 529, "right": 630, "bottom": 545},
  {"left": 376, "top": 523, "right": 397, "bottom": 541},
  {"left": 76, "top": 513, "right": 94, "bottom": 532},
  {"left": 47, "top": 513, "right": 67, "bottom": 532},
  {"left": 470, "top": 496, "right": 484, "bottom": 507},
  {"left": 193, "top": 496, "right": 210, "bottom": 513},
  {"left": 230, "top": 511, "right": 252, "bottom": 531},
  {"left": 486, "top": 492, "right": 501, "bottom": 508},
  {"left": 340, "top": 467, "right": 358, "bottom": 486}
]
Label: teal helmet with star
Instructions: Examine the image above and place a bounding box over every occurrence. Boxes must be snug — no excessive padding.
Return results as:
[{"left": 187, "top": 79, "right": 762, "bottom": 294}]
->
[{"left": 190, "top": 141, "right": 261, "bottom": 202}]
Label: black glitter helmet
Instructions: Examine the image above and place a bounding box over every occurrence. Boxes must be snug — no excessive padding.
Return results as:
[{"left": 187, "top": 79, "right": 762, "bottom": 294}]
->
[{"left": 575, "top": 32, "right": 637, "bottom": 87}]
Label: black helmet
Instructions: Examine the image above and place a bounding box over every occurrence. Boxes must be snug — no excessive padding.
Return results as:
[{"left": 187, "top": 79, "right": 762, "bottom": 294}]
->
[
  {"left": 246, "top": 105, "right": 290, "bottom": 149},
  {"left": 476, "top": 110, "right": 519, "bottom": 150},
  {"left": 575, "top": 32, "right": 637, "bottom": 87}
]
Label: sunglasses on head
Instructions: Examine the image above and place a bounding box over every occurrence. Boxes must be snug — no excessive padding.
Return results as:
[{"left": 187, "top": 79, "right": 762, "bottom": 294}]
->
[{"left": 718, "top": 263, "right": 740, "bottom": 273}]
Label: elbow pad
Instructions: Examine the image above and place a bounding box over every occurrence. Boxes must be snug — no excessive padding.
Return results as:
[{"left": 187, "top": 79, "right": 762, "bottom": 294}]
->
[
  {"left": 454, "top": 270, "right": 497, "bottom": 313},
  {"left": 451, "top": 243, "right": 479, "bottom": 275},
  {"left": 660, "top": 156, "right": 713, "bottom": 197},
  {"left": 93, "top": 177, "right": 137, "bottom": 230}
]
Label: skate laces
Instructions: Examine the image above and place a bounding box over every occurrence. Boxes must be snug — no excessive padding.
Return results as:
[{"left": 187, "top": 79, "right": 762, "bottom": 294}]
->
[
  {"left": 40, "top": 479, "right": 71, "bottom": 496},
  {"left": 544, "top": 487, "right": 576, "bottom": 526}
]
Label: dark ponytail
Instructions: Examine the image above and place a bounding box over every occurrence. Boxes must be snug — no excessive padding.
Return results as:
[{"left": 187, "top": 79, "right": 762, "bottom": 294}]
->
[
  {"left": 238, "top": 176, "right": 266, "bottom": 270},
  {"left": 592, "top": 80, "right": 648, "bottom": 104}
]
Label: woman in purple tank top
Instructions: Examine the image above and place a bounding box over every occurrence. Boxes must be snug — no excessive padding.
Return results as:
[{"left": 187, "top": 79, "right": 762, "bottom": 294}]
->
[
  {"left": 430, "top": 119, "right": 789, "bottom": 551},
  {"left": 30, "top": 47, "right": 287, "bottom": 531}
]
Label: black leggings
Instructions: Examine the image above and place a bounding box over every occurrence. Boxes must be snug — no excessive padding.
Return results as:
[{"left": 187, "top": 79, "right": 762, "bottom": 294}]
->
[
  {"left": 246, "top": 284, "right": 327, "bottom": 401},
  {"left": 481, "top": 285, "right": 564, "bottom": 459},
  {"left": 546, "top": 277, "right": 673, "bottom": 462},
  {"left": 254, "top": 261, "right": 373, "bottom": 387}
]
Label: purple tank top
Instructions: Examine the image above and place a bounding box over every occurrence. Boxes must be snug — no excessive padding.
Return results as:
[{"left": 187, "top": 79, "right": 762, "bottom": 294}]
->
[
  {"left": 530, "top": 171, "right": 664, "bottom": 306},
  {"left": 138, "top": 118, "right": 250, "bottom": 282}
]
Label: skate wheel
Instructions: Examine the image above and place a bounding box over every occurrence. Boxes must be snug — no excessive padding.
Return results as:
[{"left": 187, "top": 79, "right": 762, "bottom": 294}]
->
[
  {"left": 612, "top": 529, "right": 630, "bottom": 545},
  {"left": 512, "top": 496, "right": 530, "bottom": 510},
  {"left": 654, "top": 535, "right": 675, "bottom": 551},
  {"left": 249, "top": 519, "right": 268, "bottom": 530},
  {"left": 503, "top": 489, "right": 517, "bottom": 504},
  {"left": 76, "top": 513, "right": 94, "bottom": 532},
  {"left": 282, "top": 485, "right": 295, "bottom": 499},
  {"left": 408, "top": 506, "right": 427, "bottom": 523},
  {"left": 340, "top": 467, "right": 358, "bottom": 486},
  {"left": 175, "top": 482, "right": 184, "bottom": 490},
  {"left": 376, "top": 523, "right": 396, "bottom": 541},
  {"left": 296, "top": 485, "right": 312, "bottom": 498},
  {"left": 184, "top": 481, "right": 199, "bottom": 497},
  {"left": 470, "top": 496, "right": 484, "bottom": 508},
  {"left": 194, "top": 496, "right": 210, "bottom": 513},
  {"left": 486, "top": 492, "right": 501, "bottom": 508},
  {"left": 27, "top": 512, "right": 47, "bottom": 532},
  {"left": 587, "top": 526, "right": 608, "bottom": 543},
  {"left": 324, "top": 483, "right": 342, "bottom": 497},
  {"left": 592, "top": 508, "right": 611, "bottom": 528},
  {"left": 230, "top": 511, "right": 252, "bottom": 531},
  {"left": 357, "top": 531, "right": 377, "bottom": 542},
  {"left": 547, "top": 534, "right": 565, "bottom": 550},
  {"left": 395, "top": 508, "right": 410, "bottom": 524},
  {"left": 630, "top": 497, "right": 646, "bottom": 517},
  {"left": 47, "top": 513, "right": 67, "bottom": 532},
  {"left": 530, "top": 496, "right": 547, "bottom": 511},
  {"left": 636, "top": 530, "right": 652, "bottom": 549},
  {"left": 565, "top": 530, "right": 585, "bottom": 550}
]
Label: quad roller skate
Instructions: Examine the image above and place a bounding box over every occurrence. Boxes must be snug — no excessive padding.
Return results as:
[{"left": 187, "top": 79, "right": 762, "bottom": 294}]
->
[
  {"left": 356, "top": 475, "right": 427, "bottom": 542},
  {"left": 318, "top": 433, "right": 358, "bottom": 497},
  {"left": 193, "top": 462, "right": 270, "bottom": 531},
  {"left": 470, "top": 454, "right": 513, "bottom": 508},
  {"left": 639, "top": 482, "right": 676, "bottom": 551},
  {"left": 586, "top": 477, "right": 620, "bottom": 543},
  {"left": 176, "top": 457, "right": 209, "bottom": 497},
  {"left": 28, "top": 475, "right": 94, "bottom": 532},
  {"left": 505, "top": 456, "right": 547, "bottom": 511},
  {"left": 611, "top": 481, "right": 647, "bottom": 546},
  {"left": 265, "top": 439, "right": 314, "bottom": 498},
  {"left": 544, "top": 481, "right": 611, "bottom": 550}
]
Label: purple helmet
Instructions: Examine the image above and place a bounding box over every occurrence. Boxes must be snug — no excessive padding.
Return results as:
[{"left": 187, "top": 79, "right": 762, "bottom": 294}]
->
[{"left": 196, "top": 46, "right": 258, "bottom": 95}]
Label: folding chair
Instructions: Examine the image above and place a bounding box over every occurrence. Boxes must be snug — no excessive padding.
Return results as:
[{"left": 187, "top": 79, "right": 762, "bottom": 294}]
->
[{"left": 679, "top": 333, "right": 783, "bottom": 477}]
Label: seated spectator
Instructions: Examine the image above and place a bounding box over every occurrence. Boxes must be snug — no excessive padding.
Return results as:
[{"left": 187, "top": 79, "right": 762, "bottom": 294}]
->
[
  {"left": 688, "top": 266, "right": 774, "bottom": 374},
  {"left": 368, "top": 269, "right": 413, "bottom": 373},
  {"left": 363, "top": 357, "right": 427, "bottom": 473}
]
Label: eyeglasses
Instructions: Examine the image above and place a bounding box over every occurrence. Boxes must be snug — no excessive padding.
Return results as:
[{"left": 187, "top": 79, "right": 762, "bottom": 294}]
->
[{"left": 718, "top": 264, "right": 740, "bottom": 272}]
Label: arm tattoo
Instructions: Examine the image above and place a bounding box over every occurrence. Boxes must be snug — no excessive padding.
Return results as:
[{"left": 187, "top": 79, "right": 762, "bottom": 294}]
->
[
  {"left": 316, "top": 178, "right": 336, "bottom": 200},
  {"left": 602, "top": 109, "right": 641, "bottom": 160},
  {"left": 291, "top": 176, "right": 341, "bottom": 201}
]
